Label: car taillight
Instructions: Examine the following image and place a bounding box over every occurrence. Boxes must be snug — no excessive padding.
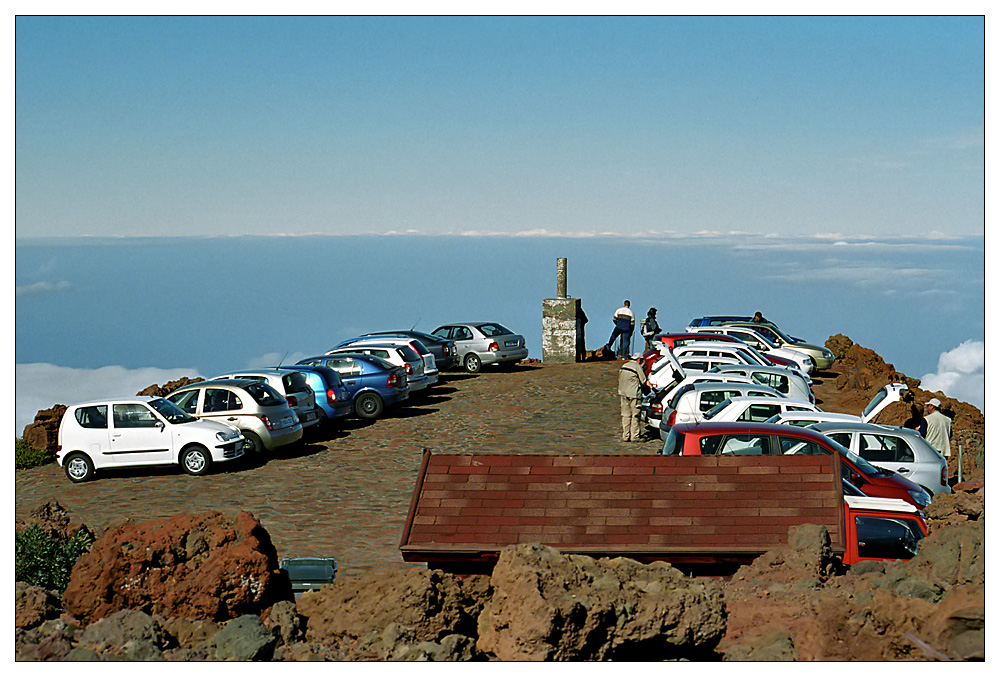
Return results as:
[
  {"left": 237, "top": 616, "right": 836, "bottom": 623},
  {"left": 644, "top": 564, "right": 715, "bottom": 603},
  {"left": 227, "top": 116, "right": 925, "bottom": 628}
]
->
[
  {"left": 488, "top": 341, "right": 499, "bottom": 352},
  {"left": 387, "top": 372, "right": 399, "bottom": 387},
  {"left": 405, "top": 364, "right": 413, "bottom": 374},
  {"left": 941, "top": 466, "right": 948, "bottom": 487},
  {"left": 652, "top": 403, "right": 663, "bottom": 414},
  {"left": 326, "top": 389, "right": 337, "bottom": 404},
  {"left": 260, "top": 415, "right": 274, "bottom": 431},
  {"left": 666, "top": 410, "right": 677, "bottom": 426},
  {"left": 286, "top": 395, "right": 298, "bottom": 407}
]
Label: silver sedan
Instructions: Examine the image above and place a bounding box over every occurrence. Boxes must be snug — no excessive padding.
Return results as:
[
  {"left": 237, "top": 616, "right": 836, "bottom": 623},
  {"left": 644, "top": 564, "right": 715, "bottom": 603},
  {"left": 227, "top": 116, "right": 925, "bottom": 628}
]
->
[{"left": 431, "top": 322, "right": 529, "bottom": 373}]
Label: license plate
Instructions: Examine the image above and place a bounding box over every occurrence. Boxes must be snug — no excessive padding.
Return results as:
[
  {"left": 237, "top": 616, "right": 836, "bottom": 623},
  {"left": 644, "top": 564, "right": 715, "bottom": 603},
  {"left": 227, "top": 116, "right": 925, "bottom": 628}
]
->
[
  {"left": 505, "top": 340, "right": 518, "bottom": 347},
  {"left": 281, "top": 416, "right": 294, "bottom": 428},
  {"left": 304, "top": 411, "right": 317, "bottom": 422}
]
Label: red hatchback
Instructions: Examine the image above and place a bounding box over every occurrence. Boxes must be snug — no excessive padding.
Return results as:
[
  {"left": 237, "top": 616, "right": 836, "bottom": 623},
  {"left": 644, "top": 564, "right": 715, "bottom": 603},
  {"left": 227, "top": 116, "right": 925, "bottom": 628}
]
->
[{"left": 660, "top": 422, "right": 931, "bottom": 509}]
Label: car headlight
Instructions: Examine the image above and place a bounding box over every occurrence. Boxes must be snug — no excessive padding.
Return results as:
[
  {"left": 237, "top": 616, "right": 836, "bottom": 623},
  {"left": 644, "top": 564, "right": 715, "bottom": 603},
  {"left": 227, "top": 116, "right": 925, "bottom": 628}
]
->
[
  {"left": 908, "top": 488, "right": 931, "bottom": 507},
  {"left": 216, "top": 429, "right": 238, "bottom": 442}
]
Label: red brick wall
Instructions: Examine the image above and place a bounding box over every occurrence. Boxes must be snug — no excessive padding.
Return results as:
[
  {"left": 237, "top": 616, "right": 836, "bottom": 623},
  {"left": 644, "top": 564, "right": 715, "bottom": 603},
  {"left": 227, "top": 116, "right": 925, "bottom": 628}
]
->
[{"left": 400, "top": 452, "right": 845, "bottom": 564}]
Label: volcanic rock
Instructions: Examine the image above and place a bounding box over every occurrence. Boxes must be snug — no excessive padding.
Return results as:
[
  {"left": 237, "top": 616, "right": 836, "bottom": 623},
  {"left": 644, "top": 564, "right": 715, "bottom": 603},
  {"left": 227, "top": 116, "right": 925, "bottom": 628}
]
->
[
  {"left": 295, "top": 566, "right": 488, "bottom": 655},
  {"left": 62, "top": 511, "right": 291, "bottom": 623},
  {"left": 137, "top": 377, "right": 204, "bottom": 398},
  {"left": 20, "top": 404, "right": 67, "bottom": 454},
  {"left": 15, "top": 582, "right": 64, "bottom": 629},
  {"left": 476, "top": 543, "right": 727, "bottom": 661}
]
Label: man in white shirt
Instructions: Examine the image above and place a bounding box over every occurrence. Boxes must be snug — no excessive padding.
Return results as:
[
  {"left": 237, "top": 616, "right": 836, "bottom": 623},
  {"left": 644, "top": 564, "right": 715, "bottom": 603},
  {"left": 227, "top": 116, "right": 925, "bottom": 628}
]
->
[
  {"left": 605, "top": 300, "right": 636, "bottom": 358},
  {"left": 924, "top": 397, "right": 952, "bottom": 457}
]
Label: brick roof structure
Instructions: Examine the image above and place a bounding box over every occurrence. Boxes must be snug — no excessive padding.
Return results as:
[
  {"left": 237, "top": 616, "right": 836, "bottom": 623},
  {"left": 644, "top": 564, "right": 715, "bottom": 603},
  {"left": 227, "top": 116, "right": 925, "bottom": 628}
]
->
[{"left": 400, "top": 451, "right": 845, "bottom": 573}]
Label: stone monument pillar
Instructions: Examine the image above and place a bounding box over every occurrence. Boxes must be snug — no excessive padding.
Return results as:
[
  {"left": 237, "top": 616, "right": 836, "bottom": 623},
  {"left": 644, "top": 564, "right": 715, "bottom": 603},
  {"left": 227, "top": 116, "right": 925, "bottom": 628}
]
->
[{"left": 542, "top": 258, "right": 587, "bottom": 363}]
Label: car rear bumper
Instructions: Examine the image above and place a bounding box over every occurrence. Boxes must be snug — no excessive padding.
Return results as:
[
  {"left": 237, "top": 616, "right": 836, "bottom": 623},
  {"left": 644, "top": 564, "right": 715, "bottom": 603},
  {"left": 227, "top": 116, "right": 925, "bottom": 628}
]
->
[
  {"left": 263, "top": 425, "right": 303, "bottom": 450},
  {"left": 481, "top": 347, "right": 529, "bottom": 365}
]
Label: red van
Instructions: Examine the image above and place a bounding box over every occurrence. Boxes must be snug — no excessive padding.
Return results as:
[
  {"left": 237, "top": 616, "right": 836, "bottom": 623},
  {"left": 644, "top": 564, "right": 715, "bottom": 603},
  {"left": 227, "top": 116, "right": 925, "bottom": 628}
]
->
[{"left": 661, "top": 422, "right": 932, "bottom": 509}]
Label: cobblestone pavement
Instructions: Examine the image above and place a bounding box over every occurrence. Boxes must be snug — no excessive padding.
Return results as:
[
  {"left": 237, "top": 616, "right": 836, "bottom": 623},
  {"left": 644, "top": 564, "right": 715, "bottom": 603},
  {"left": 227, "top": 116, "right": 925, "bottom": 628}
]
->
[{"left": 15, "top": 361, "right": 659, "bottom": 577}]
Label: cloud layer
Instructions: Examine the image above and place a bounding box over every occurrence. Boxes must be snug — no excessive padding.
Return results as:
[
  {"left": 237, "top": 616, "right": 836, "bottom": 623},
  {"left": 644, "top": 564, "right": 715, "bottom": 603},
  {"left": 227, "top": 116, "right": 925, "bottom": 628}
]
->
[
  {"left": 14, "top": 363, "right": 203, "bottom": 436},
  {"left": 919, "top": 340, "right": 985, "bottom": 412}
]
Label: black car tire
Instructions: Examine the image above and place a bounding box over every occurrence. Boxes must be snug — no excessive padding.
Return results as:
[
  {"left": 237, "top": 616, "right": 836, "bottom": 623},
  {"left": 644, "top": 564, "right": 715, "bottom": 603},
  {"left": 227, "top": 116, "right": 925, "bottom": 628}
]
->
[
  {"left": 180, "top": 445, "right": 212, "bottom": 476},
  {"left": 355, "top": 392, "right": 384, "bottom": 419},
  {"left": 63, "top": 452, "right": 95, "bottom": 483},
  {"left": 464, "top": 353, "right": 482, "bottom": 374},
  {"left": 242, "top": 431, "right": 265, "bottom": 455}
]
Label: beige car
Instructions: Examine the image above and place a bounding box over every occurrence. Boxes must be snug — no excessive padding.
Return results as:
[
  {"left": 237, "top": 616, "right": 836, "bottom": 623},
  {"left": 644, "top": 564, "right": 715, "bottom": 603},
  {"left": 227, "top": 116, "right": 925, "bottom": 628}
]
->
[
  {"left": 723, "top": 322, "right": 835, "bottom": 370},
  {"left": 166, "top": 379, "right": 303, "bottom": 455}
]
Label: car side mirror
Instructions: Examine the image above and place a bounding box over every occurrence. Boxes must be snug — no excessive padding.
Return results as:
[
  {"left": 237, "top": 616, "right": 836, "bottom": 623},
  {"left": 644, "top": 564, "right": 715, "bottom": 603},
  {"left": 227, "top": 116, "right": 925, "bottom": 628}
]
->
[
  {"left": 156, "top": 420, "right": 166, "bottom": 431},
  {"left": 851, "top": 471, "right": 865, "bottom": 486}
]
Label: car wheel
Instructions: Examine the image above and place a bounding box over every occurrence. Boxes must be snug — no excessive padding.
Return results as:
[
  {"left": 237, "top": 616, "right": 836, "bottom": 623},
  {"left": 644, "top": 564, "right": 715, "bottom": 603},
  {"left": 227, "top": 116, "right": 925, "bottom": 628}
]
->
[
  {"left": 63, "top": 452, "right": 95, "bottom": 483},
  {"left": 464, "top": 353, "right": 482, "bottom": 373},
  {"left": 355, "top": 392, "right": 384, "bottom": 419},
  {"left": 180, "top": 445, "right": 211, "bottom": 476},
  {"left": 242, "top": 431, "right": 265, "bottom": 455}
]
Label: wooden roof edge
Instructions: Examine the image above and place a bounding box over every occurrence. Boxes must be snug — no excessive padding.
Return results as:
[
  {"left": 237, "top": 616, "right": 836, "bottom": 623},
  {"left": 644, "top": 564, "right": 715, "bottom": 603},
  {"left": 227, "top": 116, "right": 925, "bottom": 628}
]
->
[
  {"left": 398, "top": 447, "right": 433, "bottom": 549},
  {"left": 400, "top": 543, "right": 847, "bottom": 556}
]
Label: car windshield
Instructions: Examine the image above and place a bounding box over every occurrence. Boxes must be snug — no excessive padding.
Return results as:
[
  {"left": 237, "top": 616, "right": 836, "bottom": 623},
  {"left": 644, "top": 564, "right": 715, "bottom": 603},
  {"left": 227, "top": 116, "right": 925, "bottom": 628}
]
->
[
  {"left": 703, "top": 398, "right": 733, "bottom": 420},
  {"left": 148, "top": 397, "right": 197, "bottom": 424},
  {"left": 862, "top": 388, "right": 890, "bottom": 418},
  {"left": 397, "top": 345, "right": 421, "bottom": 361},
  {"left": 476, "top": 323, "right": 513, "bottom": 337},
  {"left": 661, "top": 429, "right": 685, "bottom": 455},
  {"left": 282, "top": 371, "right": 309, "bottom": 392},
  {"left": 823, "top": 434, "right": 889, "bottom": 477},
  {"left": 244, "top": 382, "right": 286, "bottom": 406}
]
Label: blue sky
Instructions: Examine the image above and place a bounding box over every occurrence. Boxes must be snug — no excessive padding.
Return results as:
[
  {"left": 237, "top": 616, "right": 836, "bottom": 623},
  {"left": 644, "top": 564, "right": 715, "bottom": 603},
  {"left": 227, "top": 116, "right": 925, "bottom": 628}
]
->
[{"left": 15, "top": 15, "right": 984, "bottom": 239}]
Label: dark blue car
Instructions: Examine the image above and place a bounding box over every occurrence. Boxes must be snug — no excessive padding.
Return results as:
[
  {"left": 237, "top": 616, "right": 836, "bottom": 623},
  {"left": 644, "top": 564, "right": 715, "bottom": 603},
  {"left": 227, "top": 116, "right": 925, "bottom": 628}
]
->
[
  {"left": 687, "top": 316, "right": 805, "bottom": 343},
  {"left": 295, "top": 354, "right": 409, "bottom": 420},
  {"left": 275, "top": 365, "right": 352, "bottom": 426}
]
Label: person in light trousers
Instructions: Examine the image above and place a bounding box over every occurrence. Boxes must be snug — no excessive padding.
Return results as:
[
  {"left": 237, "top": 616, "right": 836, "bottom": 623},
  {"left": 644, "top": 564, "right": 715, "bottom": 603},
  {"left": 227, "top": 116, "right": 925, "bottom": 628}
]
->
[{"left": 618, "top": 353, "right": 649, "bottom": 442}]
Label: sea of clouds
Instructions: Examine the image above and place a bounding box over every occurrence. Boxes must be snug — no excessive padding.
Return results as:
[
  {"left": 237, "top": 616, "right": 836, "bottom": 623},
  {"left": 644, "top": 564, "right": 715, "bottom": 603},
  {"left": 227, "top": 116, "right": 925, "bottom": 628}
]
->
[{"left": 13, "top": 341, "right": 985, "bottom": 438}]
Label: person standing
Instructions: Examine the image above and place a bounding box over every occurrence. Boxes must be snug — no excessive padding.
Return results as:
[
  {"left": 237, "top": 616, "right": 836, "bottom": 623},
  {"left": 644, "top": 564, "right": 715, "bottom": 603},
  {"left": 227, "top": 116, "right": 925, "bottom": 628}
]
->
[
  {"left": 640, "top": 307, "right": 661, "bottom": 350},
  {"left": 606, "top": 300, "right": 636, "bottom": 358},
  {"left": 924, "top": 398, "right": 952, "bottom": 457},
  {"left": 903, "top": 403, "right": 927, "bottom": 437},
  {"left": 618, "top": 353, "right": 649, "bottom": 442}
]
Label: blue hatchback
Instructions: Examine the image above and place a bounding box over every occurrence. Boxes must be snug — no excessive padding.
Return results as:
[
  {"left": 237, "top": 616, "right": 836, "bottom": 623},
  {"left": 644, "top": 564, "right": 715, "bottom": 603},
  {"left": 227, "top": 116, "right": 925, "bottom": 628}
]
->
[
  {"left": 275, "top": 365, "right": 352, "bottom": 425},
  {"left": 296, "top": 354, "right": 409, "bottom": 420}
]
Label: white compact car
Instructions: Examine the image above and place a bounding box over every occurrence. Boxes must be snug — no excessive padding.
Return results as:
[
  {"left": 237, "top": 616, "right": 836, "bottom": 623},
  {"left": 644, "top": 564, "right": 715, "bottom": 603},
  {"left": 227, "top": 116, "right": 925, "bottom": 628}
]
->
[
  {"left": 709, "top": 364, "right": 815, "bottom": 403},
  {"left": 701, "top": 395, "right": 821, "bottom": 423},
  {"left": 57, "top": 396, "right": 245, "bottom": 482},
  {"left": 685, "top": 326, "right": 816, "bottom": 375},
  {"left": 210, "top": 368, "right": 321, "bottom": 430},
  {"left": 810, "top": 421, "right": 951, "bottom": 496},
  {"left": 658, "top": 381, "right": 783, "bottom": 439}
]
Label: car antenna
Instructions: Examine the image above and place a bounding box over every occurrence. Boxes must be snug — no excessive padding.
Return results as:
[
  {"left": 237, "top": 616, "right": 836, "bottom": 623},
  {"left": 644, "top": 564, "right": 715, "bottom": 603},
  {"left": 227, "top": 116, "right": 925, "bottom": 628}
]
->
[
  {"left": 410, "top": 318, "right": 421, "bottom": 331},
  {"left": 276, "top": 351, "right": 288, "bottom": 368}
]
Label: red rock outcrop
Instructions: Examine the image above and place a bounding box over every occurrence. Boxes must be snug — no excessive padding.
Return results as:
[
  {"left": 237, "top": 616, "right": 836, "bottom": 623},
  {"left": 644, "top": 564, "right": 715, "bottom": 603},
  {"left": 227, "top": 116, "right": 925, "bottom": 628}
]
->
[
  {"left": 136, "top": 377, "right": 204, "bottom": 397},
  {"left": 476, "top": 543, "right": 727, "bottom": 660},
  {"left": 20, "top": 404, "right": 67, "bottom": 454},
  {"left": 296, "top": 566, "right": 488, "bottom": 658},
  {"left": 62, "top": 511, "right": 292, "bottom": 623}
]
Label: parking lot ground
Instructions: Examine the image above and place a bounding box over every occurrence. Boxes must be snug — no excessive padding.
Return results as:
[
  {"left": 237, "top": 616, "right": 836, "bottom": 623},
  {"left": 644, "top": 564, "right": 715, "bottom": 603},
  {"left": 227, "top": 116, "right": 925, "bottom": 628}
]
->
[{"left": 15, "top": 361, "right": 656, "bottom": 577}]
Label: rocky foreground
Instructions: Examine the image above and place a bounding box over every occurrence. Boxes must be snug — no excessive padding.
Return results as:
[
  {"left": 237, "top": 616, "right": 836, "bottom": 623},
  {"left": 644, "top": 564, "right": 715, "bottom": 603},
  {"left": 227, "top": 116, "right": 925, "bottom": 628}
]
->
[{"left": 15, "top": 335, "right": 986, "bottom": 661}]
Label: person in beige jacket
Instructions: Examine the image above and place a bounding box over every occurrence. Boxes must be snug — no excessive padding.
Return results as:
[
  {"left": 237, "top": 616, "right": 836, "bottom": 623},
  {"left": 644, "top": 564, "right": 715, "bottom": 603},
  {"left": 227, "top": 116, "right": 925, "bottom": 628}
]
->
[{"left": 618, "top": 354, "right": 649, "bottom": 442}]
